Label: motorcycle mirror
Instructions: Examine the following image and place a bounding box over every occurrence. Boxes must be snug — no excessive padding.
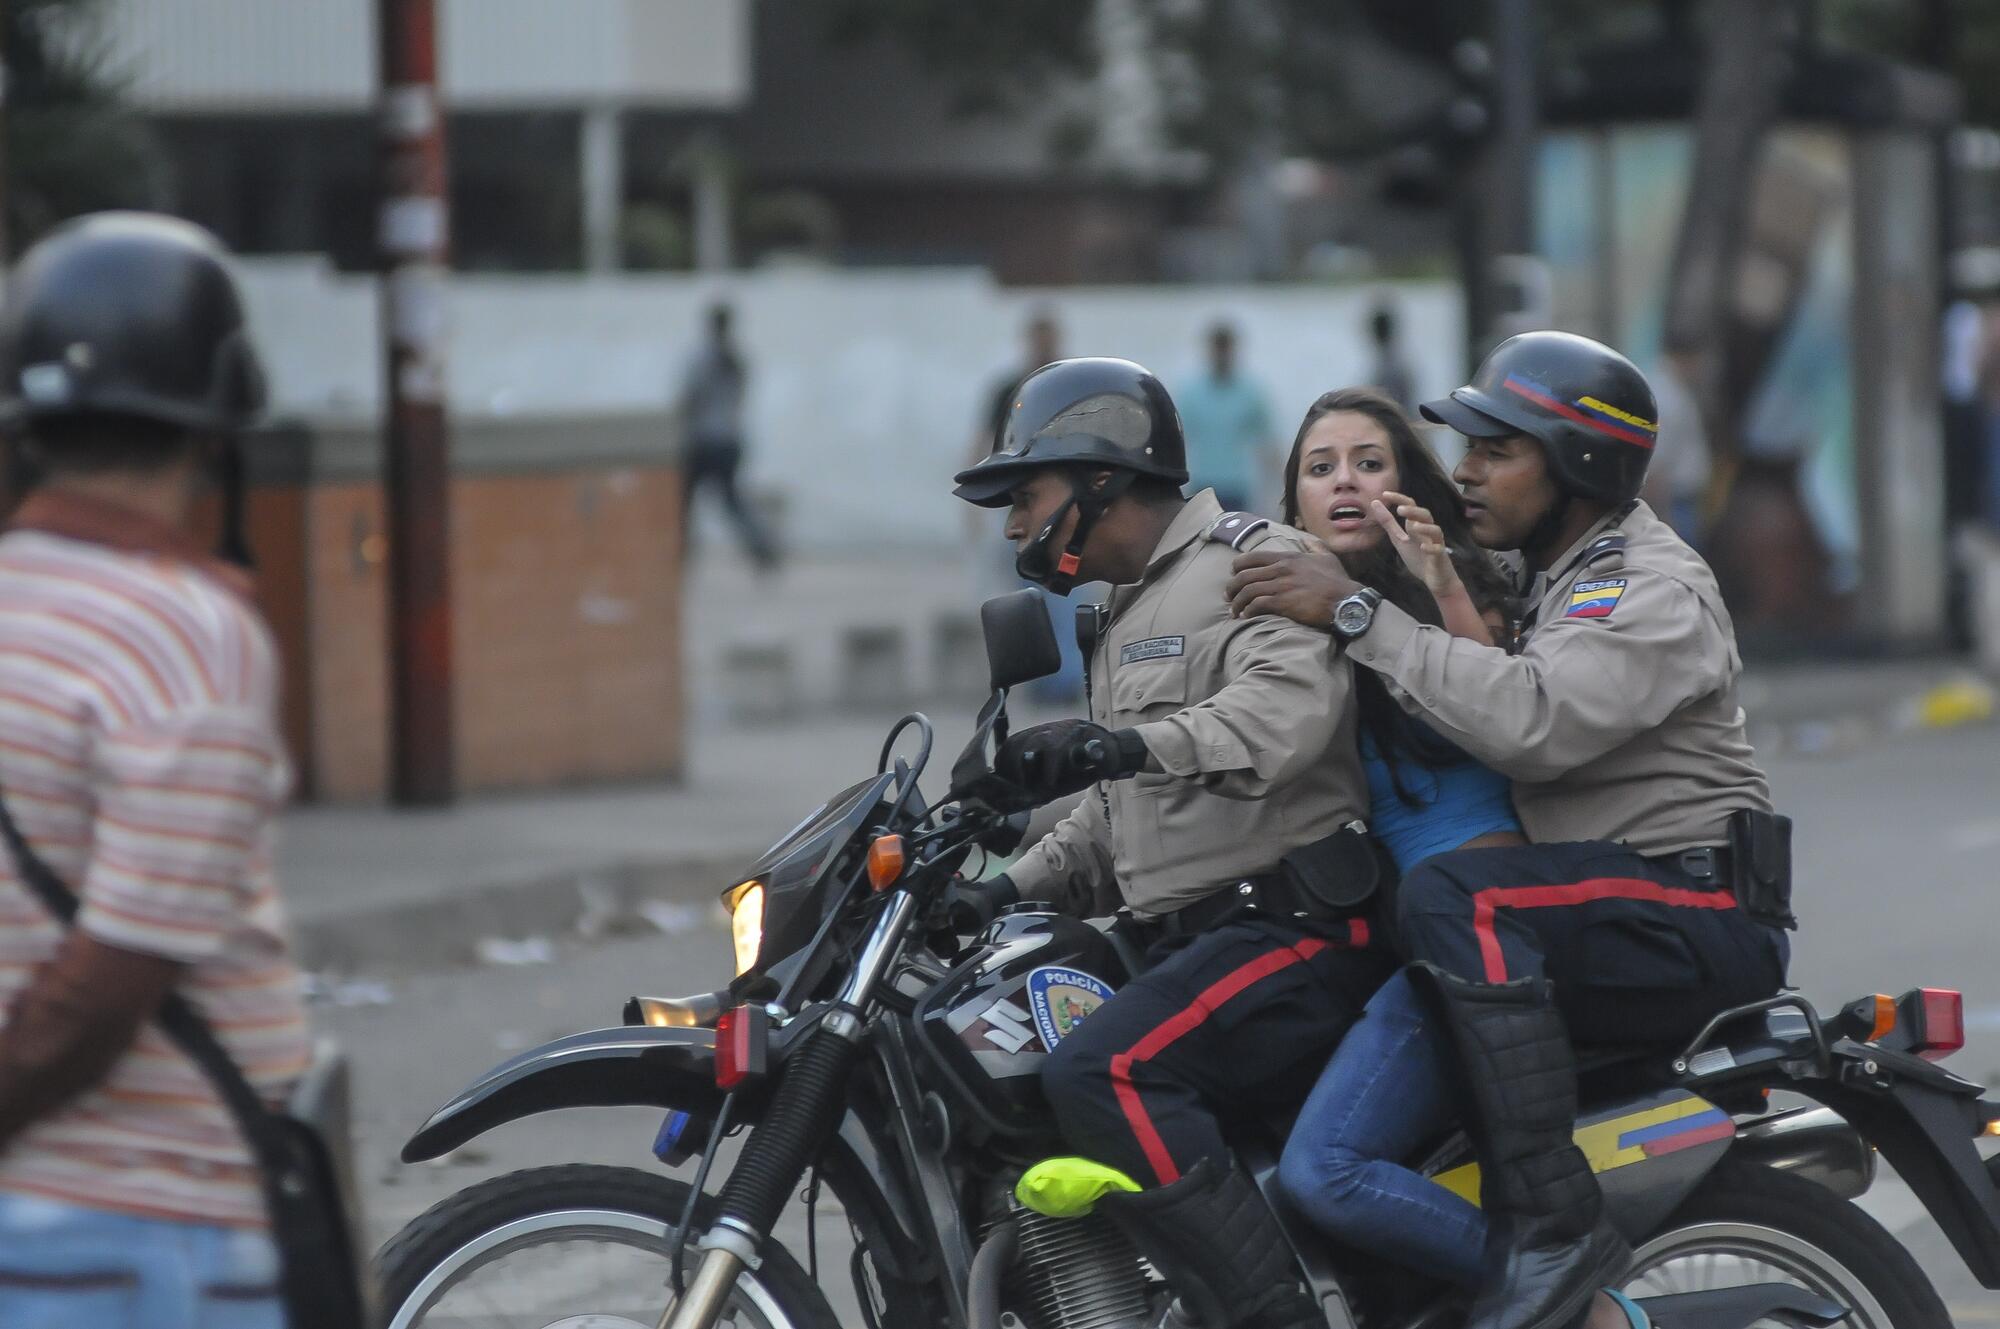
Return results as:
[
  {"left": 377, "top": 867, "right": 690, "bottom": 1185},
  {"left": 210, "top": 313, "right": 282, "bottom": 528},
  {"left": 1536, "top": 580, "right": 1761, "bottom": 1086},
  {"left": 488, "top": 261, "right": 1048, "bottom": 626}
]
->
[{"left": 981, "top": 589, "right": 1062, "bottom": 692}]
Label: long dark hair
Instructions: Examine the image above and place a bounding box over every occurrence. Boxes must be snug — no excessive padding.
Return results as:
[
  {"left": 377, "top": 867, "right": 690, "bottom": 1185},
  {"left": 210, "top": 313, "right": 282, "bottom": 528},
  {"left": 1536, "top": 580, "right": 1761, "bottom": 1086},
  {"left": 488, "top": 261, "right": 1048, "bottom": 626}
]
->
[{"left": 1280, "top": 387, "right": 1514, "bottom": 804}]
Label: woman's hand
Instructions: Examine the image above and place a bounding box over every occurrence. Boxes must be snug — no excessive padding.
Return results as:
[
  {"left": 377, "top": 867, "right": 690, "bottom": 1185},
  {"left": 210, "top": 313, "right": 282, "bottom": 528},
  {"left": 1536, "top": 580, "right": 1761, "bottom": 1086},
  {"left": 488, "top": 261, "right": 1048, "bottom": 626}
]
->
[
  {"left": 1370, "top": 492, "right": 1494, "bottom": 645},
  {"left": 1370, "top": 492, "right": 1460, "bottom": 598}
]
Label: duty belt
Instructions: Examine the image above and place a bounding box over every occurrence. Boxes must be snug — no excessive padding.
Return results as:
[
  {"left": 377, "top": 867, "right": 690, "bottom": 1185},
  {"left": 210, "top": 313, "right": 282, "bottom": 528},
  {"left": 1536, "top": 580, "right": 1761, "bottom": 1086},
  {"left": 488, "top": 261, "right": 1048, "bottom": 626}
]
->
[
  {"left": 1152, "top": 873, "right": 1316, "bottom": 939},
  {"left": 1651, "top": 844, "right": 1732, "bottom": 885}
]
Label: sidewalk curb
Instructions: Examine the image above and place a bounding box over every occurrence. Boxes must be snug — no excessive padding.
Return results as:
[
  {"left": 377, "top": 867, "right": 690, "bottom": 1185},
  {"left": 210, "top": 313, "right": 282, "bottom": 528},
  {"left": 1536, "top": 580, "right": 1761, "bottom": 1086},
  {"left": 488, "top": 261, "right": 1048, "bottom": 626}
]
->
[
  {"left": 294, "top": 853, "right": 742, "bottom": 976},
  {"left": 1745, "top": 670, "right": 1997, "bottom": 760}
]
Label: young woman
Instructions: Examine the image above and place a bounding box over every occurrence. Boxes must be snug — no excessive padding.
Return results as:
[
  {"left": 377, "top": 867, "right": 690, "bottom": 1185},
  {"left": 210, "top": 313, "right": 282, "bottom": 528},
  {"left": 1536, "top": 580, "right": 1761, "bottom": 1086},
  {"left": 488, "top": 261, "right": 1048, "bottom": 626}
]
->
[
  {"left": 1278, "top": 387, "right": 1522, "bottom": 875},
  {"left": 1271, "top": 388, "right": 1649, "bottom": 1329}
]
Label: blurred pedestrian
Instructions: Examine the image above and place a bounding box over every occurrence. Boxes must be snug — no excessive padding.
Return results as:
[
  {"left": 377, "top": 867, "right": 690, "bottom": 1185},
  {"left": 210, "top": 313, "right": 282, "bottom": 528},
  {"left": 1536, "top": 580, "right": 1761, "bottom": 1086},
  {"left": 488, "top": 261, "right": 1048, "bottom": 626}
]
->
[
  {"left": 1176, "top": 321, "right": 1276, "bottom": 512},
  {"left": 1942, "top": 295, "right": 1985, "bottom": 524},
  {"left": 1367, "top": 301, "right": 1417, "bottom": 414},
  {"left": 977, "top": 308, "right": 1065, "bottom": 464},
  {"left": 1980, "top": 302, "right": 2000, "bottom": 528},
  {"left": 972, "top": 309, "right": 1084, "bottom": 703},
  {"left": 678, "top": 302, "right": 780, "bottom": 573},
  {"left": 1642, "top": 347, "right": 1712, "bottom": 542},
  {"left": 0, "top": 215, "right": 313, "bottom": 1328}
]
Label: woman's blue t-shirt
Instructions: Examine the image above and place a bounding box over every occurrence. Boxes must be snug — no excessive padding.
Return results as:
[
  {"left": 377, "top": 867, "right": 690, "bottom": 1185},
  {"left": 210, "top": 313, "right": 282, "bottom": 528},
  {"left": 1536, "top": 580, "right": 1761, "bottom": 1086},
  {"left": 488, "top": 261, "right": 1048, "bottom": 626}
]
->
[{"left": 1362, "top": 723, "right": 1522, "bottom": 875}]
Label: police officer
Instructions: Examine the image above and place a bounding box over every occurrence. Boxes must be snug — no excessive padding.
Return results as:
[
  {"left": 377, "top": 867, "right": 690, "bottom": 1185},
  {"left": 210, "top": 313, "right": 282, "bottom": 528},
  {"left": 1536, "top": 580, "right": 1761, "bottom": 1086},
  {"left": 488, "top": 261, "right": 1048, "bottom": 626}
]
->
[
  {"left": 954, "top": 357, "right": 1390, "bottom": 1329},
  {"left": 1226, "top": 331, "right": 1790, "bottom": 1329}
]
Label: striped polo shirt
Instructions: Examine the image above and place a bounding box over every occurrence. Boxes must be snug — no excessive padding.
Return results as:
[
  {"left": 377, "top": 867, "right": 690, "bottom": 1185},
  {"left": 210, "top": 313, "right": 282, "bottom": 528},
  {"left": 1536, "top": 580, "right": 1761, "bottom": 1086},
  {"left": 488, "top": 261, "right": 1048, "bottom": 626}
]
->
[{"left": 0, "top": 492, "right": 309, "bottom": 1228}]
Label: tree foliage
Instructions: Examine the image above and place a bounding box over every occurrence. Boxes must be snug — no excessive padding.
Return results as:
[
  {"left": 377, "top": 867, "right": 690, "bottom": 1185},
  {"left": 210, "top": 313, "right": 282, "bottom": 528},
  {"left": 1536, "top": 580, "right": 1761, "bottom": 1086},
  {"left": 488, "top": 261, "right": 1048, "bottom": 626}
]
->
[
  {"left": 835, "top": 0, "right": 2000, "bottom": 170},
  {"left": 1825, "top": 0, "right": 2000, "bottom": 126},
  {"left": 817, "top": 0, "right": 1099, "bottom": 116},
  {"left": 5, "top": 0, "right": 166, "bottom": 253}
]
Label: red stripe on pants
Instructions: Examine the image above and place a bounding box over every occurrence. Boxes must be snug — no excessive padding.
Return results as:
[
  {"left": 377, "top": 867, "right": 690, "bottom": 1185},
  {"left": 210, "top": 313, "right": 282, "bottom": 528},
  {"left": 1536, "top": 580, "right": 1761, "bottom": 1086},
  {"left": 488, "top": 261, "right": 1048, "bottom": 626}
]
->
[
  {"left": 1109, "top": 936, "right": 1329, "bottom": 1187},
  {"left": 1471, "top": 877, "right": 1738, "bottom": 983}
]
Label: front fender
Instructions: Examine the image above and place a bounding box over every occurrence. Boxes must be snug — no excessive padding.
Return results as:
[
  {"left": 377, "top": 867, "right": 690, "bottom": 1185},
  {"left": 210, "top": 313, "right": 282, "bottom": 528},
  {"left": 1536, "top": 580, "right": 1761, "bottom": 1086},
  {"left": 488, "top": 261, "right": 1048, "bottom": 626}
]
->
[{"left": 401, "top": 1025, "right": 726, "bottom": 1163}]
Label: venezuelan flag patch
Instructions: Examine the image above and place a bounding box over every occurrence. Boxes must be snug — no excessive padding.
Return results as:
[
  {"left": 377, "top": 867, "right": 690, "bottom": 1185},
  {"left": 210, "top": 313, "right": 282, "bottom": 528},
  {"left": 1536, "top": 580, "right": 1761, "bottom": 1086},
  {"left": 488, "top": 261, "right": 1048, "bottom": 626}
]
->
[{"left": 1566, "top": 578, "right": 1627, "bottom": 619}]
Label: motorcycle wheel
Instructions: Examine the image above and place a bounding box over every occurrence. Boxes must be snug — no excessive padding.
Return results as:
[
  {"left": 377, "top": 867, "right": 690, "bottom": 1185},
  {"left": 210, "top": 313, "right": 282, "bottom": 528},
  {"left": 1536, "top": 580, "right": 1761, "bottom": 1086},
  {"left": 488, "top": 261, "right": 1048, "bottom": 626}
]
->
[
  {"left": 1624, "top": 1163, "right": 1951, "bottom": 1329},
  {"left": 376, "top": 1163, "right": 842, "bottom": 1329}
]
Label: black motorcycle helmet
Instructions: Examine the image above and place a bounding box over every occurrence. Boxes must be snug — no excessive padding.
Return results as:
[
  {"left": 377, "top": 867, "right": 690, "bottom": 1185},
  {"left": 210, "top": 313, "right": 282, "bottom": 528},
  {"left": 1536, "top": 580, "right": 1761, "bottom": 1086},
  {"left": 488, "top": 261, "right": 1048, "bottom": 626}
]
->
[
  {"left": 954, "top": 357, "right": 1188, "bottom": 594},
  {"left": 0, "top": 212, "right": 267, "bottom": 434},
  {"left": 954, "top": 356, "right": 1188, "bottom": 506},
  {"left": 1420, "top": 330, "right": 1657, "bottom": 507}
]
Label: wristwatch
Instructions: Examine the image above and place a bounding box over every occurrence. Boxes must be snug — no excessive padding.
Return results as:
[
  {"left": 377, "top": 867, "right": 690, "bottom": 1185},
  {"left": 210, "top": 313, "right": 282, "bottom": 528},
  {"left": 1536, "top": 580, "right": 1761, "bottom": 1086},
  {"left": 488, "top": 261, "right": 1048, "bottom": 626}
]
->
[{"left": 1331, "top": 587, "right": 1383, "bottom": 641}]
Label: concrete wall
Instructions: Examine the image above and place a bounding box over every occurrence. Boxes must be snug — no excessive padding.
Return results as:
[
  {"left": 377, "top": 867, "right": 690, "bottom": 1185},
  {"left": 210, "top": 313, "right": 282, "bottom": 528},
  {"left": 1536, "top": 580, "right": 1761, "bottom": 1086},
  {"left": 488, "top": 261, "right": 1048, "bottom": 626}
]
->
[
  {"left": 238, "top": 415, "right": 683, "bottom": 801},
  {"left": 94, "top": 0, "right": 751, "bottom": 110},
  {"left": 237, "top": 259, "right": 1468, "bottom": 552}
]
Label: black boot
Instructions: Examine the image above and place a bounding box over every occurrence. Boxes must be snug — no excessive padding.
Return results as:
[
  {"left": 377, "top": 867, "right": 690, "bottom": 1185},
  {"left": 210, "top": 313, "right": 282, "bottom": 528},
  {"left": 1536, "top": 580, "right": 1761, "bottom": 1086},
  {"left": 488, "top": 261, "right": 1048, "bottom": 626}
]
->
[
  {"left": 1412, "top": 967, "right": 1630, "bottom": 1329},
  {"left": 1098, "top": 1158, "right": 1321, "bottom": 1329}
]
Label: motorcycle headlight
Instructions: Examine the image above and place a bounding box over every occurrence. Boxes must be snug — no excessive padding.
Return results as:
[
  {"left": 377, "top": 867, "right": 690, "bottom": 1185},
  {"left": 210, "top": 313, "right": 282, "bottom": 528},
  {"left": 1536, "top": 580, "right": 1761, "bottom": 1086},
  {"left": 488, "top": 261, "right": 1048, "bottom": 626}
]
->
[{"left": 725, "top": 881, "right": 765, "bottom": 975}]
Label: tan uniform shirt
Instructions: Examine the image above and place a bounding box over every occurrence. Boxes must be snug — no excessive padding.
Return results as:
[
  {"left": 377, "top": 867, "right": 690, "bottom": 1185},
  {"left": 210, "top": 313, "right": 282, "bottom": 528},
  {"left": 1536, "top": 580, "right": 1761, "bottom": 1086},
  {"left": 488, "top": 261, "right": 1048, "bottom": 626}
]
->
[
  {"left": 1345, "top": 501, "right": 1770, "bottom": 856},
  {"left": 1010, "top": 491, "right": 1367, "bottom": 920}
]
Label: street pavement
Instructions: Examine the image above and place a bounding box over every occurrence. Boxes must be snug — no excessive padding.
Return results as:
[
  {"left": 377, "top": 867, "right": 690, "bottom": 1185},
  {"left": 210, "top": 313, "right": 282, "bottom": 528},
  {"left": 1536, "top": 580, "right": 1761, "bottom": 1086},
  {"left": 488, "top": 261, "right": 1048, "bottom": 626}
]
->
[
  {"left": 319, "top": 722, "right": 2000, "bottom": 1323},
  {"left": 293, "top": 551, "right": 2000, "bottom": 1322}
]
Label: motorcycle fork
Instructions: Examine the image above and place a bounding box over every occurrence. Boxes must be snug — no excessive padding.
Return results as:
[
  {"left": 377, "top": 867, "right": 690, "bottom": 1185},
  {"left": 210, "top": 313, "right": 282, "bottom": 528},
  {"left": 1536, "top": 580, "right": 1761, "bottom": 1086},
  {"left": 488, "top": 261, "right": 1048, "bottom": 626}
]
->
[{"left": 876, "top": 1016, "right": 978, "bottom": 1328}]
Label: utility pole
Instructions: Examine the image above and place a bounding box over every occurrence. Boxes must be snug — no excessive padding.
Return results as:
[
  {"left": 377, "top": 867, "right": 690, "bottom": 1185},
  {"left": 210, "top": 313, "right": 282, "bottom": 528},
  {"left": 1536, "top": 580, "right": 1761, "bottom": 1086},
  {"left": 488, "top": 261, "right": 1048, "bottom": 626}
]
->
[
  {"left": 1459, "top": 0, "right": 1539, "bottom": 362},
  {"left": 0, "top": 0, "right": 11, "bottom": 265},
  {"left": 378, "top": 0, "right": 456, "bottom": 805},
  {"left": 1661, "top": 0, "right": 1792, "bottom": 464}
]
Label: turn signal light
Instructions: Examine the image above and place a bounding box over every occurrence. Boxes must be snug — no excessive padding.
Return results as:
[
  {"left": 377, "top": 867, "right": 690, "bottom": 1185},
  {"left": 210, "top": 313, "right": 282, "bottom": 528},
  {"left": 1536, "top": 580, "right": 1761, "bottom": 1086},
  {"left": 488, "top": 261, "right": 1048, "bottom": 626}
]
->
[
  {"left": 1867, "top": 994, "right": 1897, "bottom": 1042},
  {"left": 867, "top": 835, "right": 906, "bottom": 891},
  {"left": 624, "top": 992, "right": 723, "bottom": 1029},
  {"left": 1899, "top": 987, "right": 1965, "bottom": 1062}
]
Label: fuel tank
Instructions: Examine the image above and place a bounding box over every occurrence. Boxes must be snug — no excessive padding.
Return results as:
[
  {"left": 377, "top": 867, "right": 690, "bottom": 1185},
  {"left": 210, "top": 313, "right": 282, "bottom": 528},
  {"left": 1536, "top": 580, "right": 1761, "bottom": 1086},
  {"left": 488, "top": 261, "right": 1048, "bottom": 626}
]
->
[{"left": 915, "top": 910, "right": 1126, "bottom": 1138}]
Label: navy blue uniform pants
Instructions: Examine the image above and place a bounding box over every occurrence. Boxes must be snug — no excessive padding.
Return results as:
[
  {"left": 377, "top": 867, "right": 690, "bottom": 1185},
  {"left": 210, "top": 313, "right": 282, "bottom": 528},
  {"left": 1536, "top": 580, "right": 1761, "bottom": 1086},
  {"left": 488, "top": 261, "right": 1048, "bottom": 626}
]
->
[
  {"left": 1043, "top": 915, "right": 1394, "bottom": 1187},
  {"left": 1393, "top": 841, "right": 1789, "bottom": 1045}
]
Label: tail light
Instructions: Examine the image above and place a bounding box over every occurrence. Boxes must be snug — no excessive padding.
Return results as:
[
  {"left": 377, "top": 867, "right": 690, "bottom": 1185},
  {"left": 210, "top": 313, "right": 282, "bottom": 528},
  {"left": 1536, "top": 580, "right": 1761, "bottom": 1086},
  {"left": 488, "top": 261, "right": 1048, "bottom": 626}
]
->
[
  {"left": 1899, "top": 987, "right": 1965, "bottom": 1061},
  {"left": 715, "top": 1004, "right": 770, "bottom": 1089}
]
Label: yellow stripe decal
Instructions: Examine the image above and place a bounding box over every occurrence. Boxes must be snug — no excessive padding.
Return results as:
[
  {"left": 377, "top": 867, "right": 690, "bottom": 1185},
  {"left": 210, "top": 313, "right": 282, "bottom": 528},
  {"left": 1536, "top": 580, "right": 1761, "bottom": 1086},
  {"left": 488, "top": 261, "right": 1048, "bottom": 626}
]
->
[
  {"left": 1577, "top": 396, "right": 1658, "bottom": 433},
  {"left": 1428, "top": 1094, "right": 1719, "bottom": 1208}
]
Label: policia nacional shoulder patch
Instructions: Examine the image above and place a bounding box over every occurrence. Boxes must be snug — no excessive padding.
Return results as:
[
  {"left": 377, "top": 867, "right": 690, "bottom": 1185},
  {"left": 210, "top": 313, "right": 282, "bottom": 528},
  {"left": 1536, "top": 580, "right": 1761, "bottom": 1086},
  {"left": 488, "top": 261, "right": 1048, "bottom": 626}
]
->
[{"left": 1565, "top": 578, "right": 1628, "bottom": 619}]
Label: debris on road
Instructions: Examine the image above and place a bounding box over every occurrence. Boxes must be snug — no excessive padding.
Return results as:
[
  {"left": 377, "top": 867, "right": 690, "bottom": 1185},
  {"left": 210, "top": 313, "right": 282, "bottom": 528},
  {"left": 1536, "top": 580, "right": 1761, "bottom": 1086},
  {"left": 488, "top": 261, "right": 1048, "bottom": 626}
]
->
[
  {"left": 302, "top": 973, "right": 396, "bottom": 1007},
  {"left": 475, "top": 936, "right": 556, "bottom": 966}
]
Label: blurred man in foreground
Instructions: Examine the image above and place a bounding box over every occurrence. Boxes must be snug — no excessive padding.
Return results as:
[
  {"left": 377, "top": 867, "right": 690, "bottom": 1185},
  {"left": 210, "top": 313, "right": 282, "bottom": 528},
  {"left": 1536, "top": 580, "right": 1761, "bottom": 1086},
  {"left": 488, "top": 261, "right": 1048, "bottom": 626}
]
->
[{"left": 0, "top": 214, "right": 311, "bottom": 1329}]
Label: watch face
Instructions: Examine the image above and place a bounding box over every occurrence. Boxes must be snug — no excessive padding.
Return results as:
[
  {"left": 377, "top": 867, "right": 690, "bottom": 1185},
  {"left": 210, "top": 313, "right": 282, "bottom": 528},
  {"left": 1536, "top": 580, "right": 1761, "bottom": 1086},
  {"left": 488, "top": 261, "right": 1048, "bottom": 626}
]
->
[{"left": 1335, "top": 597, "right": 1373, "bottom": 636}]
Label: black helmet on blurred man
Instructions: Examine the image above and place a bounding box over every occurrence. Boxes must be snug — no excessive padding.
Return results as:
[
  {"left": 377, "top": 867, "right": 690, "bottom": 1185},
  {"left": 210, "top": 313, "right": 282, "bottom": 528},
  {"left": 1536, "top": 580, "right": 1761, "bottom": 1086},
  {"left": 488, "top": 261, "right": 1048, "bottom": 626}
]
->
[
  {"left": 954, "top": 357, "right": 1187, "bottom": 593},
  {"left": 1420, "top": 330, "right": 1656, "bottom": 507},
  {"left": 0, "top": 212, "right": 267, "bottom": 435}
]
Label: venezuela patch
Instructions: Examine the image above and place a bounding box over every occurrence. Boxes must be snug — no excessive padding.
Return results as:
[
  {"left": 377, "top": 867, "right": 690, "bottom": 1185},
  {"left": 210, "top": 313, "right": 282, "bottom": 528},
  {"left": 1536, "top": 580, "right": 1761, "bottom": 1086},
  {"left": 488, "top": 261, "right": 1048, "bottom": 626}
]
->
[{"left": 1566, "top": 578, "right": 1628, "bottom": 619}]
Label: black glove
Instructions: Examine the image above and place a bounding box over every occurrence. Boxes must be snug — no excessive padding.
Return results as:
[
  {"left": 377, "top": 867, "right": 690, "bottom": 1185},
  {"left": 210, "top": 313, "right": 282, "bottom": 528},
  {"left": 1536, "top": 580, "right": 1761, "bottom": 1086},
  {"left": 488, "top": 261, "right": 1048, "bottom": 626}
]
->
[
  {"left": 946, "top": 874, "right": 1020, "bottom": 934},
  {"left": 994, "top": 720, "right": 1150, "bottom": 803}
]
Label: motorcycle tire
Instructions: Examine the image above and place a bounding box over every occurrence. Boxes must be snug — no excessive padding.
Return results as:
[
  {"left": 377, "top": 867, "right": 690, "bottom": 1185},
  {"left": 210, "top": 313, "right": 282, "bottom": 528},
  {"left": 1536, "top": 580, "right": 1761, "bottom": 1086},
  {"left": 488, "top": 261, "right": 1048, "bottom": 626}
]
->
[
  {"left": 1626, "top": 1162, "right": 1951, "bottom": 1329},
  {"left": 376, "top": 1163, "right": 843, "bottom": 1329}
]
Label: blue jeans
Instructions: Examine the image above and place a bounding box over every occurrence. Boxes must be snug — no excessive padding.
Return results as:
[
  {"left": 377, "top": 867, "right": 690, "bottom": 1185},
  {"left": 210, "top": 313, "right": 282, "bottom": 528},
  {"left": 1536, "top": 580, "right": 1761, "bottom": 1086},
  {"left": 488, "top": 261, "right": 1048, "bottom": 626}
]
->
[
  {"left": 1276, "top": 970, "right": 1487, "bottom": 1287},
  {"left": 0, "top": 1190, "right": 284, "bottom": 1329}
]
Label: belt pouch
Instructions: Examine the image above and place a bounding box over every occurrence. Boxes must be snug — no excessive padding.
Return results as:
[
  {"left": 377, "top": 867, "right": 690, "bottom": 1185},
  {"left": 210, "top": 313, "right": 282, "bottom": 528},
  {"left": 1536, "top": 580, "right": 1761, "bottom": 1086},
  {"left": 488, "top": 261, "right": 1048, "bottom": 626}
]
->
[
  {"left": 1278, "top": 824, "right": 1381, "bottom": 922},
  {"left": 1727, "top": 808, "right": 1796, "bottom": 930}
]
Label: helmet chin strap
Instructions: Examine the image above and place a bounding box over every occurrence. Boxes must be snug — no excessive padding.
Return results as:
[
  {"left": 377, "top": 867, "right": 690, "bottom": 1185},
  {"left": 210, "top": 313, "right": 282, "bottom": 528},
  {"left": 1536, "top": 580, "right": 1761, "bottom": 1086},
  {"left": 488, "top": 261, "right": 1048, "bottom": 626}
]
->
[
  {"left": 1016, "top": 470, "right": 1134, "bottom": 595},
  {"left": 213, "top": 434, "right": 254, "bottom": 568}
]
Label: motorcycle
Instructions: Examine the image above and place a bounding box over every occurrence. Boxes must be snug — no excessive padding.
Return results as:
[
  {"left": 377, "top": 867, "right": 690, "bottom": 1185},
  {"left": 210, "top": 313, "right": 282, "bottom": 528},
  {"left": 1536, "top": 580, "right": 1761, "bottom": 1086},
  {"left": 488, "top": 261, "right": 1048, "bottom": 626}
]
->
[{"left": 377, "top": 589, "right": 2000, "bottom": 1329}]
